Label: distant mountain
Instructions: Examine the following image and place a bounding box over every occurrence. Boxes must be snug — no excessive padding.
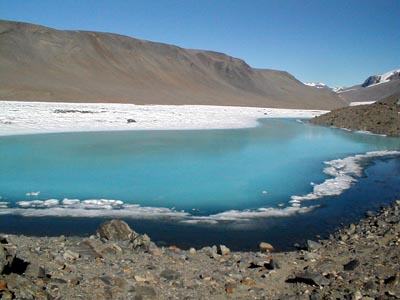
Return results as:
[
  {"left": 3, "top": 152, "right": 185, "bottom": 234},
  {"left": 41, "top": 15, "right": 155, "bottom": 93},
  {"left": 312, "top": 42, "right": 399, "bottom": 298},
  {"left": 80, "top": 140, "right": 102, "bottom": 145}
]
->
[
  {"left": 303, "top": 82, "right": 330, "bottom": 89},
  {"left": 331, "top": 86, "right": 346, "bottom": 93},
  {"left": 361, "top": 69, "right": 400, "bottom": 88},
  {"left": 337, "top": 69, "right": 400, "bottom": 104},
  {"left": 0, "top": 20, "right": 344, "bottom": 109}
]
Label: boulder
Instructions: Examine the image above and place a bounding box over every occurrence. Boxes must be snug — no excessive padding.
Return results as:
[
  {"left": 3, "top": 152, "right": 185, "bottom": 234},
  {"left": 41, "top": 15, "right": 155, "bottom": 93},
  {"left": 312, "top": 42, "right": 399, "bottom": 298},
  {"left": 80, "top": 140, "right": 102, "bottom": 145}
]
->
[
  {"left": 0, "top": 245, "right": 15, "bottom": 275},
  {"left": 96, "top": 219, "right": 151, "bottom": 249},
  {"left": 259, "top": 242, "right": 274, "bottom": 252},
  {"left": 217, "top": 245, "right": 231, "bottom": 256},
  {"left": 306, "top": 240, "right": 322, "bottom": 252},
  {"left": 6, "top": 274, "right": 50, "bottom": 300},
  {"left": 97, "top": 220, "right": 138, "bottom": 241},
  {"left": 131, "top": 233, "right": 151, "bottom": 249},
  {"left": 287, "top": 270, "right": 330, "bottom": 286},
  {"left": 343, "top": 259, "right": 360, "bottom": 271}
]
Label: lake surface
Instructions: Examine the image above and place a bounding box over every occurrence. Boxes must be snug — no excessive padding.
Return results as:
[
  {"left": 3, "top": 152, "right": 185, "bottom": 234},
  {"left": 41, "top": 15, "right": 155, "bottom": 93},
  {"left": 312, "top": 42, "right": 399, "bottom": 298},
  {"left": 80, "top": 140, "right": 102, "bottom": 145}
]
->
[{"left": 1, "top": 118, "right": 400, "bottom": 250}]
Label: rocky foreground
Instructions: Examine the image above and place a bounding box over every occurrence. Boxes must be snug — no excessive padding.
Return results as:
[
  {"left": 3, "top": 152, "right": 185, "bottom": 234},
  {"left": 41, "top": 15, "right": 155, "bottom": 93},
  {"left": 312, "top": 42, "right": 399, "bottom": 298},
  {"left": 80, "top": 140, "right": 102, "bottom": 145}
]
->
[
  {"left": 311, "top": 93, "right": 400, "bottom": 137},
  {"left": 1, "top": 201, "right": 400, "bottom": 300}
]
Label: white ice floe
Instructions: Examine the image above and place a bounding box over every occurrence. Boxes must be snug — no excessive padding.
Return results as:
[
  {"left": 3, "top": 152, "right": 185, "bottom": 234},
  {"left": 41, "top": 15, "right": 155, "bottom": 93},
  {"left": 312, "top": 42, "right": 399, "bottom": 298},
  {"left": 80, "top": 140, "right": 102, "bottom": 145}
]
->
[
  {"left": 26, "top": 191, "right": 40, "bottom": 197},
  {"left": 1, "top": 199, "right": 191, "bottom": 219},
  {"left": 17, "top": 199, "right": 59, "bottom": 208},
  {"left": 0, "top": 101, "right": 327, "bottom": 136},
  {"left": 0, "top": 197, "right": 316, "bottom": 224},
  {"left": 180, "top": 206, "right": 318, "bottom": 224},
  {"left": 290, "top": 150, "right": 400, "bottom": 203}
]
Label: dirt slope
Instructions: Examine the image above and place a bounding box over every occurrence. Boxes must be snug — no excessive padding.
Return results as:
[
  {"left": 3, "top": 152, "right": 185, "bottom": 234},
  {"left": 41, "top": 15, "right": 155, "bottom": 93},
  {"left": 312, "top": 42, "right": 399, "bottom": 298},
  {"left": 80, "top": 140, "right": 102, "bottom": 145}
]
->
[{"left": 0, "top": 20, "right": 345, "bottom": 109}]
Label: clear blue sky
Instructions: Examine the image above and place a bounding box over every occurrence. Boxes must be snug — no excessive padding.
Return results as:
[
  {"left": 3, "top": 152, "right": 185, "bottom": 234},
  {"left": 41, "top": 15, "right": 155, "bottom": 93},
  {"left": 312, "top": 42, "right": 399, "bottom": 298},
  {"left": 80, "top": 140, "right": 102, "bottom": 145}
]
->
[{"left": 1, "top": 0, "right": 398, "bottom": 87}]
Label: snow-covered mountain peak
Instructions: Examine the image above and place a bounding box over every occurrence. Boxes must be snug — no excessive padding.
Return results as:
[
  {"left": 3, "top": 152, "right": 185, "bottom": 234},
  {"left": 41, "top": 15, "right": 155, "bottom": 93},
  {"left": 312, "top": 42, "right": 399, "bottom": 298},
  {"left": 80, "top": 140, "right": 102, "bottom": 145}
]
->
[
  {"left": 362, "top": 69, "right": 400, "bottom": 88},
  {"left": 304, "top": 82, "right": 329, "bottom": 89}
]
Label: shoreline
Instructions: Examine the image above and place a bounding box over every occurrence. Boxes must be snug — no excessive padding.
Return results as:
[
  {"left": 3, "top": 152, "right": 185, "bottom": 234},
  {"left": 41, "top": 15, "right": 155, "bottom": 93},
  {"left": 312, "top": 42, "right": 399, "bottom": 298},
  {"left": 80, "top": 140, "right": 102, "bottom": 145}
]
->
[
  {"left": 0, "top": 100, "right": 327, "bottom": 136},
  {"left": 1, "top": 200, "right": 399, "bottom": 299}
]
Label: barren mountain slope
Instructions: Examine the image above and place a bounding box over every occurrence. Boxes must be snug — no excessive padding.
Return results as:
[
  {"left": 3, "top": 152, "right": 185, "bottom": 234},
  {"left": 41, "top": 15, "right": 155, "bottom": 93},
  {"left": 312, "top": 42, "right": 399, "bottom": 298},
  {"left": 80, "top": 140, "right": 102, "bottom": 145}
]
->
[
  {"left": 0, "top": 20, "right": 345, "bottom": 109},
  {"left": 311, "top": 93, "right": 400, "bottom": 136}
]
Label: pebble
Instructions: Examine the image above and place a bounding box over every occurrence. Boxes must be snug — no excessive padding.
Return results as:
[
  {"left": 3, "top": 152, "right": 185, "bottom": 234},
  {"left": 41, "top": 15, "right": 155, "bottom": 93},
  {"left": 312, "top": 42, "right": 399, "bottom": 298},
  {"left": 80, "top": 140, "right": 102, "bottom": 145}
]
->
[
  {"left": 63, "top": 249, "right": 80, "bottom": 261},
  {"left": 160, "top": 269, "right": 180, "bottom": 281},
  {"left": 241, "top": 277, "right": 256, "bottom": 286},
  {"left": 344, "top": 259, "right": 360, "bottom": 271},
  {"left": 218, "top": 245, "right": 231, "bottom": 256}
]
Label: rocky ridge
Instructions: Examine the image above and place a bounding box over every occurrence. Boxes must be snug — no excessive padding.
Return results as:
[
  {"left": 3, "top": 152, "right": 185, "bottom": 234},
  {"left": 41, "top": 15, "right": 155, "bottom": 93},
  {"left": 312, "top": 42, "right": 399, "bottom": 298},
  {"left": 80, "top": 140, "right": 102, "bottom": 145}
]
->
[
  {"left": 1, "top": 201, "right": 400, "bottom": 299},
  {"left": 311, "top": 93, "right": 400, "bottom": 137}
]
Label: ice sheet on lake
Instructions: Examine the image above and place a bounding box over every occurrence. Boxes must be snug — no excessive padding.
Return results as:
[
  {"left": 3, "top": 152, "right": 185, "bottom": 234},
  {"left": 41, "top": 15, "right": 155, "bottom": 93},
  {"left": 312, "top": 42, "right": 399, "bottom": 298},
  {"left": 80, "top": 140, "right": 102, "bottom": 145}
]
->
[{"left": 0, "top": 101, "right": 326, "bottom": 136}]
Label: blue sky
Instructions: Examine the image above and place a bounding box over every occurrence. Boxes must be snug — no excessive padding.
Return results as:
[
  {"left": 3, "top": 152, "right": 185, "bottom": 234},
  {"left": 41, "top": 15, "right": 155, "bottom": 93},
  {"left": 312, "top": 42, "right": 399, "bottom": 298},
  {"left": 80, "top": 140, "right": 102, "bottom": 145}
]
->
[{"left": 0, "top": 0, "right": 398, "bottom": 87}]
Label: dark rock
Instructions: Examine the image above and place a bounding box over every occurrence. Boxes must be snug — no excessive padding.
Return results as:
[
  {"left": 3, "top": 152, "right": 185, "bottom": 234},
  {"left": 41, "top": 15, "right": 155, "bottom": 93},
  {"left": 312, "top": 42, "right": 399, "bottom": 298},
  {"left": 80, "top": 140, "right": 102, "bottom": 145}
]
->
[
  {"left": 364, "top": 280, "right": 376, "bottom": 291},
  {"left": 287, "top": 271, "right": 330, "bottom": 286},
  {"left": 96, "top": 219, "right": 151, "bottom": 248},
  {"left": 384, "top": 275, "right": 398, "bottom": 286},
  {"left": 248, "top": 261, "right": 264, "bottom": 269},
  {"left": 6, "top": 273, "right": 50, "bottom": 299},
  {"left": 343, "top": 259, "right": 360, "bottom": 271},
  {"left": 362, "top": 75, "right": 381, "bottom": 87},
  {"left": 132, "top": 233, "right": 151, "bottom": 249},
  {"left": 315, "top": 259, "right": 343, "bottom": 274},
  {"left": 97, "top": 220, "right": 138, "bottom": 241},
  {"left": 127, "top": 119, "right": 136, "bottom": 123},
  {"left": 50, "top": 278, "right": 68, "bottom": 284},
  {"left": 0, "top": 245, "right": 17, "bottom": 275},
  {"left": 306, "top": 240, "right": 322, "bottom": 252},
  {"left": 68, "top": 241, "right": 100, "bottom": 259},
  {"left": 160, "top": 269, "right": 180, "bottom": 281},
  {"left": 25, "top": 264, "right": 48, "bottom": 278},
  {"left": 63, "top": 249, "right": 80, "bottom": 260},
  {"left": 375, "top": 219, "right": 387, "bottom": 227},
  {"left": 310, "top": 293, "right": 322, "bottom": 300},
  {"left": 217, "top": 245, "right": 231, "bottom": 256},
  {"left": 265, "top": 259, "right": 279, "bottom": 270},
  {"left": 135, "top": 285, "right": 157, "bottom": 299}
]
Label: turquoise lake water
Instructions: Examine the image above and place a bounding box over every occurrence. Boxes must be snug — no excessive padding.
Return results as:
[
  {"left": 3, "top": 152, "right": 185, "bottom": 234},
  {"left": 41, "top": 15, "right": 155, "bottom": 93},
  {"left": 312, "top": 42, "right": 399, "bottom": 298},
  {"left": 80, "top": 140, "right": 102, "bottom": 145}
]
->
[{"left": 1, "top": 118, "right": 400, "bottom": 250}]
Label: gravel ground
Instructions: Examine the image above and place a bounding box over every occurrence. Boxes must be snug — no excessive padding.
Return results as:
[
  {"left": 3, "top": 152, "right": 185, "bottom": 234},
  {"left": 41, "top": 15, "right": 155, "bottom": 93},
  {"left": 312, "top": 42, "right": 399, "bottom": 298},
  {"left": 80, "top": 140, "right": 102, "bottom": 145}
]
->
[{"left": 1, "top": 201, "right": 400, "bottom": 299}]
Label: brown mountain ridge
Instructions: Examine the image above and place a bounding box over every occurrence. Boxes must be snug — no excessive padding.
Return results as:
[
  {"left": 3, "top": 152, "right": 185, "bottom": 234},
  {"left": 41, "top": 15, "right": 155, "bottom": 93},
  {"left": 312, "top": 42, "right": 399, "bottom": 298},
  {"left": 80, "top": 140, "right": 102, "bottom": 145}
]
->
[{"left": 0, "top": 20, "right": 345, "bottom": 109}]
